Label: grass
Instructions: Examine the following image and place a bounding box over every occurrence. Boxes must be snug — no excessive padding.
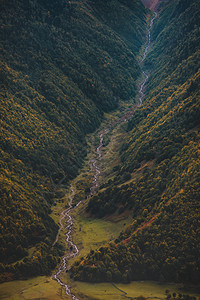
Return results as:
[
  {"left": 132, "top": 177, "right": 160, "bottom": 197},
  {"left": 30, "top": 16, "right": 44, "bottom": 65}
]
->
[
  {"left": 68, "top": 202, "right": 132, "bottom": 267},
  {"left": 60, "top": 277, "right": 200, "bottom": 300},
  {"left": 0, "top": 276, "right": 70, "bottom": 299},
  {"left": 98, "top": 126, "right": 125, "bottom": 183},
  {"left": 0, "top": 209, "right": 131, "bottom": 300},
  {"left": 64, "top": 277, "right": 122, "bottom": 300},
  {"left": 1, "top": 277, "right": 199, "bottom": 300}
]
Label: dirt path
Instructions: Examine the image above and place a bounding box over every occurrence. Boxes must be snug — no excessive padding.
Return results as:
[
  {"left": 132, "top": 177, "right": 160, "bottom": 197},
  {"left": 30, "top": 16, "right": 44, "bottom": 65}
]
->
[
  {"left": 111, "top": 282, "right": 166, "bottom": 299},
  {"left": 123, "top": 212, "right": 161, "bottom": 244}
]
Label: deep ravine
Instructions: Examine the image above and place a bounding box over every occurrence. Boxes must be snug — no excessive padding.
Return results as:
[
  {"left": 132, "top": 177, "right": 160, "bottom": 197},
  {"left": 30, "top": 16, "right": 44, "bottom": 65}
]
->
[{"left": 53, "top": 11, "right": 157, "bottom": 300}]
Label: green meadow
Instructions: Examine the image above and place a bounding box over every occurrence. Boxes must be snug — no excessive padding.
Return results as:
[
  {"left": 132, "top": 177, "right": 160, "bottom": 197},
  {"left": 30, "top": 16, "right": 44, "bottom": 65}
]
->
[
  {"left": 1, "top": 276, "right": 199, "bottom": 300},
  {"left": 70, "top": 280, "right": 200, "bottom": 300},
  {"left": 0, "top": 276, "right": 70, "bottom": 299}
]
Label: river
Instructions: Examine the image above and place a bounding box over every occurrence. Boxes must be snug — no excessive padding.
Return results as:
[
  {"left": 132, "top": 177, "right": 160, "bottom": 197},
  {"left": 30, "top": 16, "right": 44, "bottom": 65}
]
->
[
  {"left": 53, "top": 11, "right": 158, "bottom": 300},
  {"left": 53, "top": 128, "right": 109, "bottom": 300}
]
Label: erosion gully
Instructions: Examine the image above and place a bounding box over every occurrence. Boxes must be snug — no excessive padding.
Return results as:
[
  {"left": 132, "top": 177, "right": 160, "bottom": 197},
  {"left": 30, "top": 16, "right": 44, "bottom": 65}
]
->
[{"left": 53, "top": 12, "right": 157, "bottom": 300}]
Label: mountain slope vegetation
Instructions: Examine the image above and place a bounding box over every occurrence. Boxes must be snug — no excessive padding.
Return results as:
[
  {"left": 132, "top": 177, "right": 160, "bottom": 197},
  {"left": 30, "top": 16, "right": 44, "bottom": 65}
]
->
[
  {"left": 71, "top": 0, "right": 200, "bottom": 284},
  {"left": 0, "top": 0, "right": 147, "bottom": 281}
]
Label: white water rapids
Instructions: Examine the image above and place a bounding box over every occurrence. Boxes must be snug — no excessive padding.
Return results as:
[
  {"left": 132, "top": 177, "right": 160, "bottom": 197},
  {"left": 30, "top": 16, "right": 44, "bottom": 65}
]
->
[{"left": 53, "top": 11, "right": 157, "bottom": 300}]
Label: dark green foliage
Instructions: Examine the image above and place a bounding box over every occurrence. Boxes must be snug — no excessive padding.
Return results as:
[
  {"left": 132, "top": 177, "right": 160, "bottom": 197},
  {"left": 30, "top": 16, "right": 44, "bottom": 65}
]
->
[
  {"left": 72, "top": 0, "right": 200, "bottom": 284},
  {"left": 0, "top": 0, "right": 146, "bottom": 280}
]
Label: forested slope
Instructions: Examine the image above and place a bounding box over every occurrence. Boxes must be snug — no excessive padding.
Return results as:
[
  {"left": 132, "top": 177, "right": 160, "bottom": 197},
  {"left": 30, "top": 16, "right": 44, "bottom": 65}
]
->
[
  {"left": 0, "top": 0, "right": 147, "bottom": 281},
  {"left": 71, "top": 0, "right": 200, "bottom": 283}
]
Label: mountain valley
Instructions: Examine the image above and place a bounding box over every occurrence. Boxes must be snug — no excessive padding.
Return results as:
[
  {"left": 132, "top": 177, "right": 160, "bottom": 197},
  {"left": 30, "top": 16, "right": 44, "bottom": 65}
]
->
[{"left": 0, "top": 0, "right": 200, "bottom": 299}]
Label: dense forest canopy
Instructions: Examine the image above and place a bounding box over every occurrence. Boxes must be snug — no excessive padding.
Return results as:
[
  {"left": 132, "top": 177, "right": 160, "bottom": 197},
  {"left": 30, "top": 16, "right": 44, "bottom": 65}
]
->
[
  {"left": 0, "top": 0, "right": 147, "bottom": 281},
  {"left": 71, "top": 0, "right": 200, "bottom": 284},
  {"left": 1, "top": 0, "right": 199, "bottom": 288}
]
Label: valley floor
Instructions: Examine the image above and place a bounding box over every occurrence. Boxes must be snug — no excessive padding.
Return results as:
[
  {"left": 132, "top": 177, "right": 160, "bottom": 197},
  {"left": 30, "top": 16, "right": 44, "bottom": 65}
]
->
[
  {"left": 0, "top": 276, "right": 199, "bottom": 300},
  {"left": 0, "top": 92, "right": 199, "bottom": 300}
]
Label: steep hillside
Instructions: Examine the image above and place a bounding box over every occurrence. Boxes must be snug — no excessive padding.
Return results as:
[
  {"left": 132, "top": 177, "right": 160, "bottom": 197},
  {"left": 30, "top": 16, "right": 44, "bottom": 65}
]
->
[
  {"left": 71, "top": 0, "right": 200, "bottom": 284},
  {"left": 0, "top": 0, "right": 147, "bottom": 281}
]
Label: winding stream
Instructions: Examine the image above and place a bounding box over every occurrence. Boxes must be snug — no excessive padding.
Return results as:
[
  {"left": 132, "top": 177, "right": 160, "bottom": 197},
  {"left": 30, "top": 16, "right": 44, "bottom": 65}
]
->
[
  {"left": 53, "top": 186, "right": 79, "bottom": 300},
  {"left": 139, "top": 12, "right": 157, "bottom": 106},
  {"left": 53, "top": 12, "right": 157, "bottom": 300},
  {"left": 90, "top": 128, "right": 109, "bottom": 194},
  {"left": 53, "top": 129, "right": 109, "bottom": 299}
]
